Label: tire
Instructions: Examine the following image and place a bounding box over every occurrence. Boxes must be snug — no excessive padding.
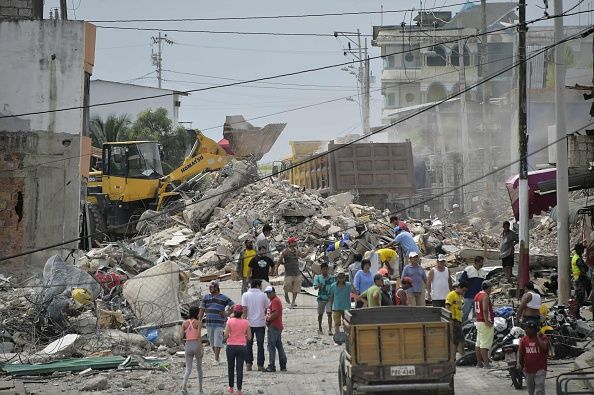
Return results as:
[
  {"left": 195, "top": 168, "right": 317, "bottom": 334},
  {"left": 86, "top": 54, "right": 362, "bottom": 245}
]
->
[
  {"left": 87, "top": 204, "right": 107, "bottom": 246},
  {"left": 510, "top": 367, "right": 523, "bottom": 389}
]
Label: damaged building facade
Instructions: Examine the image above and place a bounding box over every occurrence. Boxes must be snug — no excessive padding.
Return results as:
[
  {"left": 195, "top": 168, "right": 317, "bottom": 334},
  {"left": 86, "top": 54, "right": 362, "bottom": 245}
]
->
[
  {"left": 372, "top": 3, "right": 594, "bottom": 215},
  {"left": 0, "top": 8, "right": 96, "bottom": 276}
]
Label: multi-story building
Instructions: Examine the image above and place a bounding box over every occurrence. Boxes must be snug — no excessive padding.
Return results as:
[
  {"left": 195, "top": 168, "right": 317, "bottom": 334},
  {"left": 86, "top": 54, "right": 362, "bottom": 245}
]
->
[{"left": 372, "top": 2, "right": 593, "bottom": 214}]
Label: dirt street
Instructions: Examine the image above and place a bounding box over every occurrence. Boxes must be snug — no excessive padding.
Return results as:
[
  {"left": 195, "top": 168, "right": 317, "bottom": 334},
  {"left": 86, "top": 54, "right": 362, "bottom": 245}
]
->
[{"left": 21, "top": 279, "right": 585, "bottom": 395}]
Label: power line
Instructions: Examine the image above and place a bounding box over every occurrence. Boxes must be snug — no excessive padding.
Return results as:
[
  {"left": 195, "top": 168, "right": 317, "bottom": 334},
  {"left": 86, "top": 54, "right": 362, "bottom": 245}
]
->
[
  {"left": 0, "top": 20, "right": 531, "bottom": 120},
  {"left": 0, "top": 47, "right": 552, "bottom": 174},
  {"left": 87, "top": 2, "right": 472, "bottom": 23},
  {"left": 2, "top": 25, "right": 590, "bottom": 262}
]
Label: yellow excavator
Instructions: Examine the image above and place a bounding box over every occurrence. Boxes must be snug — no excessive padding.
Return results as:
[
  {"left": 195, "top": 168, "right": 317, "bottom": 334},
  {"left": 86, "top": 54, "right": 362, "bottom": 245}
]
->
[{"left": 85, "top": 117, "right": 285, "bottom": 242}]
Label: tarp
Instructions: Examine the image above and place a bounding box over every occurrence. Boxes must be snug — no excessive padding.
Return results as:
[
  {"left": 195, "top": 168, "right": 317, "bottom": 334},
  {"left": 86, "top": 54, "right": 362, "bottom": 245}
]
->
[{"left": 122, "top": 261, "right": 182, "bottom": 327}]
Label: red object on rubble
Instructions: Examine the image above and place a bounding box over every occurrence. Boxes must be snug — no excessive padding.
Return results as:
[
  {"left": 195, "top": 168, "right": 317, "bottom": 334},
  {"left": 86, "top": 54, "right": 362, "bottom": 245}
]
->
[{"left": 95, "top": 270, "right": 124, "bottom": 289}]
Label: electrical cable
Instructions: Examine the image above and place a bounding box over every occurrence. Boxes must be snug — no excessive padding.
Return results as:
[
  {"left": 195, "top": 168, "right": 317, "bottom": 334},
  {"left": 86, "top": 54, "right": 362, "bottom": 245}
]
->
[
  {"left": 1, "top": 25, "right": 591, "bottom": 263},
  {"left": 87, "top": 2, "right": 473, "bottom": 23},
  {"left": 6, "top": 8, "right": 592, "bottom": 122},
  {"left": 0, "top": 17, "right": 542, "bottom": 120},
  {"left": 0, "top": 46, "right": 573, "bottom": 175}
]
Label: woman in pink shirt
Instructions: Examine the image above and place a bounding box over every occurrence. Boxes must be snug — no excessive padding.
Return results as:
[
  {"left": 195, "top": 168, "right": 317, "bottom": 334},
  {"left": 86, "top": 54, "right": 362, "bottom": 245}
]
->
[
  {"left": 180, "top": 306, "right": 204, "bottom": 395},
  {"left": 224, "top": 304, "right": 251, "bottom": 395}
]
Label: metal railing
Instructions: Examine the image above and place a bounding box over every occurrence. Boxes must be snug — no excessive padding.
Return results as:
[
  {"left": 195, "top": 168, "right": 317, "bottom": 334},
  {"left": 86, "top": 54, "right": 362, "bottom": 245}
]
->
[{"left": 556, "top": 367, "right": 594, "bottom": 394}]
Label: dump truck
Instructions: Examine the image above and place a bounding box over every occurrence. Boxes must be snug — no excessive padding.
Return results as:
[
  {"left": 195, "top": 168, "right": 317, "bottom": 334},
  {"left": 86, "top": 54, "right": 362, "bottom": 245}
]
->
[
  {"left": 275, "top": 140, "right": 416, "bottom": 210},
  {"left": 338, "top": 306, "right": 455, "bottom": 394},
  {"left": 85, "top": 116, "right": 285, "bottom": 242}
]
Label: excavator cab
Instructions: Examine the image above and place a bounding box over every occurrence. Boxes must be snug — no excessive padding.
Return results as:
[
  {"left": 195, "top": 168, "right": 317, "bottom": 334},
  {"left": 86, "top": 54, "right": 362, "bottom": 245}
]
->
[{"left": 87, "top": 141, "right": 164, "bottom": 240}]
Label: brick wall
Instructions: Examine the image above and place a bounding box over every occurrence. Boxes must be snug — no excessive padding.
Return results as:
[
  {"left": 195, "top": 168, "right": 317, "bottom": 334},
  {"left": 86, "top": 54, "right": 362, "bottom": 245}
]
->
[
  {"left": 0, "top": 0, "right": 42, "bottom": 20},
  {"left": 0, "top": 134, "right": 26, "bottom": 258},
  {"left": 568, "top": 135, "right": 594, "bottom": 168}
]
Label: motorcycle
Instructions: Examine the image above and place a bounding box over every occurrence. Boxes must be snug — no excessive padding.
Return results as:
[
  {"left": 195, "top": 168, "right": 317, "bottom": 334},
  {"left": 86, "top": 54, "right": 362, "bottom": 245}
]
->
[{"left": 499, "top": 326, "right": 526, "bottom": 389}]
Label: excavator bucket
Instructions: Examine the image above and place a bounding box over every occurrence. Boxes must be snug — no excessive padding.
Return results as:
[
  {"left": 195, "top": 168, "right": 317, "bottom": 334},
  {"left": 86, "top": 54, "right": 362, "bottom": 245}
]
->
[{"left": 222, "top": 115, "right": 286, "bottom": 161}]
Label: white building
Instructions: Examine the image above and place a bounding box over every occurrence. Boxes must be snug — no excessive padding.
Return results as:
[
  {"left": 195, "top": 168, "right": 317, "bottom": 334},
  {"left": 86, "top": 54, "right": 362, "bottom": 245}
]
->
[{"left": 90, "top": 80, "right": 189, "bottom": 126}]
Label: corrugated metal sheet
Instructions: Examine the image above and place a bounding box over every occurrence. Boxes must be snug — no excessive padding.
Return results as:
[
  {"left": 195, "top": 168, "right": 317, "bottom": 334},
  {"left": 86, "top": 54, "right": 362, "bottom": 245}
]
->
[{"left": 527, "top": 45, "right": 546, "bottom": 89}]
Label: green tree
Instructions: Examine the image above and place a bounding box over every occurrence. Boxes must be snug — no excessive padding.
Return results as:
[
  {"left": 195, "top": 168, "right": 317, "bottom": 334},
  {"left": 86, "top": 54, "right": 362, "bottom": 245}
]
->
[
  {"left": 89, "top": 114, "right": 131, "bottom": 146},
  {"left": 126, "top": 107, "right": 194, "bottom": 172}
]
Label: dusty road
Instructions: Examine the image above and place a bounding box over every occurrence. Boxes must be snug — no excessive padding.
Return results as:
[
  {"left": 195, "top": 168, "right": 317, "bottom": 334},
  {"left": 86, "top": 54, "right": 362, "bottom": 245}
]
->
[{"left": 20, "top": 279, "right": 586, "bottom": 394}]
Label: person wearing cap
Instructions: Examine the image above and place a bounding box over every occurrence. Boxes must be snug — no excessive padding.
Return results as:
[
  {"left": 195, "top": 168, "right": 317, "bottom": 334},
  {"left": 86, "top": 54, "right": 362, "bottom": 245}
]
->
[
  {"left": 237, "top": 239, "right": 257, "bottom": 294},
  {"left": 427, "top": 254, "right": 452, "bottom": 308},
  {"left": 400, "top": 252, "right": 427, "bottom": 306},
  {"left": 353, "top": 259, "right": 374, "bottom": 308},
  {"left": 359, "top": 274, "right": 384, "bottom": 308},
  {"left": 380, "top": 277, "right": 394, "bottom": 306},
  {"left": 387, "top": 226, "right": 420, "bottom": 276},
  {"left": 474, "top": 280, "right": 495, "bottom": 368},
  {"left": 313, "top": 262, "right": 336, "bottom": 335},
  {"left": 198, "top": 281, "right": 234, "bottom": 365},
  {"left": 277, "top": 236, "right": 310, "bottom": 308},
  {"left": 390, "top": 215, "right": 410, "bottom": 234},
  {"left": 446, "top": 281, "right": 469, "bottom": 358},
  {"left": 247, "top": 245, "right": 275, "bottom": 289},
  {"left": 224, "top": 304, "right": 251, "bottom": 395},
  {"left": 459, "top": 255, "right": 486, "bottom": 322},
  {"left": 518, "top": 320, "right": 549, "bottom": 395},
  {"left": 241, "top": 279, "right": 270, "bottom": 372},
  {"left": 328, "top": 268, "right": 351, "bottom": 334},
  {"left": 395, "top": 277, "right": 413, "bottom": 305},
  {"left": 264, "top": 286, "right": 287, "bottom": 372}
]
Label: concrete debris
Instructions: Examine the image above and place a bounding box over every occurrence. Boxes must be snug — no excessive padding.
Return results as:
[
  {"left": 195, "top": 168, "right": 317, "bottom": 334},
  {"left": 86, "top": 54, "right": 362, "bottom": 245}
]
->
[{"left": 81, "top": 376, "right": 109, "bottom": 391}]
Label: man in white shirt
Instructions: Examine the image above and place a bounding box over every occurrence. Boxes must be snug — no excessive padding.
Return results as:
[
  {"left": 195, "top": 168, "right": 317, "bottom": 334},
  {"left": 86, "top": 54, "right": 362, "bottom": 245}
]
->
[{"left": 241, "top": 279, "right": 270, "bottom": 371}]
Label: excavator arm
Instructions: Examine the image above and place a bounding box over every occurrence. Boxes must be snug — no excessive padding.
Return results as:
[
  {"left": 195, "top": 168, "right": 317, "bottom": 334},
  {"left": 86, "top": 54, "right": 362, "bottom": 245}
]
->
[{"left": 156, "top": 131, "right": 232, "bottom": 209}]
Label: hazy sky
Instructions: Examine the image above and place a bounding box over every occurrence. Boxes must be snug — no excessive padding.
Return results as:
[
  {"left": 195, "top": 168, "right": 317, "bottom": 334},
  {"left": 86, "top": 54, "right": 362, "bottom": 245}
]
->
[{"left": 44, "top": 0, "right": 591, "bottom": 162}]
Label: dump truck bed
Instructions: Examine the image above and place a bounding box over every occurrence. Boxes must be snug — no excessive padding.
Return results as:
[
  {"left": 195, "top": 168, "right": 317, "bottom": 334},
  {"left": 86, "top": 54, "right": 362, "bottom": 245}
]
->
[{"left": 340, "top": 307, "right": 455, "bottom": 394}]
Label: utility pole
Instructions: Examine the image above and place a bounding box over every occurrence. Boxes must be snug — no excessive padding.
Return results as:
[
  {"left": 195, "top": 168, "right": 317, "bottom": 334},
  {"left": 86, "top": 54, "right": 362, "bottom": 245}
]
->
[
  {"left": 458, "top": 37, "right": 468, "bottom": 211},
  {"left": 59, "top": 0, "right": 67, "bottom": 19},
  {"left": 480, "top": 0, "right": 492, "bottom": 192},
  {"left": 554, "top": 0, "right": 570, "bottom": 303},
  {"left": 517, "top": 0, "right": 530, "bottom": 291},
  {"left": 337, "top": 30, "right": 371, "bottom": 135},
  {"left": 151, "top": 33, "right": 173, "bottom": 89}
]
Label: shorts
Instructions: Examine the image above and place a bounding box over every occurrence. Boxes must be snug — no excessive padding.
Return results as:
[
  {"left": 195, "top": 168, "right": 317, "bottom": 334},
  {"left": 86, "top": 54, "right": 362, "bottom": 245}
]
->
[
  {"left": 475, "top": 322, "right": 494, "bottom": 349},
  {"left": 452, "top": 321, "right": 464, "bottom": 345},
  {"left": 332, "top": 310, "right": 345, "bottom": 324},
  {"left": 283, "top": 275, "right": 302, "bottom": 293},
  {"left": 317, "top": 300, "right": 331, "bottom": 315},
  {"left": 206, "top": 325, "right": 224, "bottom": 348},
  {"left": 502, "top": 255, "right": 514, "bottom": 268}
]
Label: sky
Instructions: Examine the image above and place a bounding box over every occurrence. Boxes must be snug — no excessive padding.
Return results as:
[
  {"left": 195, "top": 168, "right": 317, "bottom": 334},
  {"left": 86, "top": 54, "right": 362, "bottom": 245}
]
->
[{"left": 44, "top": 0, "right": 592, "bottom": 162}]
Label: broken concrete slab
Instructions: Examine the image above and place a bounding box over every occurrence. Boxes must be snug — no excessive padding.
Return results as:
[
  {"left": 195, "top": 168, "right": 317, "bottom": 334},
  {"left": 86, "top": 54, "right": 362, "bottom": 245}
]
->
[
  {"left": 37, "top": 334, "right": 80, "bottom": 357},
  {"left": 325, "top": 192, "right": 354, "bottom": 209},
  {"left": 81, "top": 376, "right": 109, "bottom": 391}
]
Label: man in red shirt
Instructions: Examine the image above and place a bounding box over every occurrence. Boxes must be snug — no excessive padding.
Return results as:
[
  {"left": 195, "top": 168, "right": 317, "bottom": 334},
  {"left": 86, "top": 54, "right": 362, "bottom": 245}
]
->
[
  {"left": 518, "top": 321, "right": 549, "bottom": 395},
  {"left": 474, "top": 281, "right": 494, "bottom": 368},
  {"left": 264, "top": 286, "right": 287, "bottom": 372}
]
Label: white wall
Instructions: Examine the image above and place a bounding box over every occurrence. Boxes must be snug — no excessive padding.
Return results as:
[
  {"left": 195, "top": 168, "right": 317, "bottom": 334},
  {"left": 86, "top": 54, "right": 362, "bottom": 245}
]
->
[
  {"left": 0, "top": 20, "right": 86, "bottom": 134},
  {"left": 90, "top": 80, "right": 179, "bottom": 125}
]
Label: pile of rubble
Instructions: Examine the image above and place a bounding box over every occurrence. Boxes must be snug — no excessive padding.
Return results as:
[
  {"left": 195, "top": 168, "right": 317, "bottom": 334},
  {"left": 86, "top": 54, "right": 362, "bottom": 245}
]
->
[{"left": 0, "top": 159, "right": 568, "bottom": 375}]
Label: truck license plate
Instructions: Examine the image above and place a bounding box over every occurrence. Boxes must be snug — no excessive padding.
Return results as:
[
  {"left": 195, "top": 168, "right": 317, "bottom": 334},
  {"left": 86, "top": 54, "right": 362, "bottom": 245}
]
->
[
  {"left": 504, "top": 352, "right": 516, "bottom": 363},
  {"left": 390, "top": 366, "right": 416, "bottom": 376}
]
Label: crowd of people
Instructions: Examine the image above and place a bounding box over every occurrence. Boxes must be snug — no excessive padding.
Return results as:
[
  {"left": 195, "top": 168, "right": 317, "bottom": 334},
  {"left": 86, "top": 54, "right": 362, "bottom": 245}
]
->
[{"left": 179, "top": 218, "right": 561, "bottom": 395}]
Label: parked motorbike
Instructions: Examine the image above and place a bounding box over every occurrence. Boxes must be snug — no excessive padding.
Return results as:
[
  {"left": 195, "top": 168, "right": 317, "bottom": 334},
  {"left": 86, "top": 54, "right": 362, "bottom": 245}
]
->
[{"left": 499, "top": 326, "right": 525, "bottom": 389}]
